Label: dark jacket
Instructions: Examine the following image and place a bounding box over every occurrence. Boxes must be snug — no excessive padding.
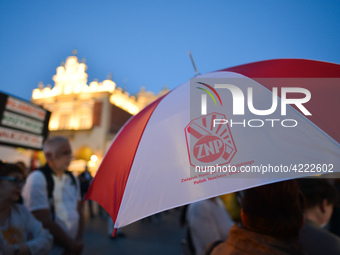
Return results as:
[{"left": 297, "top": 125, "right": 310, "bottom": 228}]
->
[{"left": 299, "top": 220, "right": 340, "bottom": 255}]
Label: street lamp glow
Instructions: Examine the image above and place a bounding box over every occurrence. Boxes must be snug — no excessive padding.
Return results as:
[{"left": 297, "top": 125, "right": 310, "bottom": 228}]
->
[{"left": 90, "top": 155, "right": 98, "bottom": 162}]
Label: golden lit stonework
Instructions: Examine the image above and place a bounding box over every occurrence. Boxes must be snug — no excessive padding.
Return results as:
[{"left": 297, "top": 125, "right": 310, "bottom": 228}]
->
[
  {"left": 31, "top": 52, "right": 168, "bottom": 173},
  {"left": 32, "top": 54, "right": 165, "bottom": 121},
  {"left": 33, "top": 55, "right": 115, "bottom": 104}
]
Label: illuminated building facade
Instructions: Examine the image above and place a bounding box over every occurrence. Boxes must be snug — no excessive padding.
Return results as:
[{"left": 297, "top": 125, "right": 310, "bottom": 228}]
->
[{"left": 32, "top": 52, "right": 168, "bottom": 174}]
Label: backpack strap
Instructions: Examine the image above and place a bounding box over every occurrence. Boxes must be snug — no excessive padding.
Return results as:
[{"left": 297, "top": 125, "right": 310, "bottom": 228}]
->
[
  {"left": 203, "top": 240, "right": 224, "bottom": 255},
  {"left": 38, "top": 164, "right": 77, "bottom": 221},
  {"left": 184, "top": 224, "right": 196, "bottom": 255},
  {"left": 38, "top": 164, "right": 55, "bottom": 220},
  {"left": 64, "top": 171, "right": 77, "bottom": 187}
]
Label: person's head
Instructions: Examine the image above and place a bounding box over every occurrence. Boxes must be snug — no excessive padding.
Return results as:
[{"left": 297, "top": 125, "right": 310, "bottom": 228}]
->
[
  {"left": 0, "top": 161, "right": 26, "bottom": 204},
  {"left": 16, "top": 160, "right": 28, "bottom": 174},
  {"left": 297, "top": 178, "right": 338, "bottom": 227},
  {"left": 241, "top": 180, "right": 303, "bottom": 240},
  {"left": 43, "top": 136, "right": 72, "bottom": 174}
]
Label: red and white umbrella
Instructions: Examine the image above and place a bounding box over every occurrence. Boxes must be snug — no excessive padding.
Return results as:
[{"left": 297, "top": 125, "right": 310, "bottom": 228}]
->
[{"left": 85, "top": 59, "right": 340, "bottom": 234}]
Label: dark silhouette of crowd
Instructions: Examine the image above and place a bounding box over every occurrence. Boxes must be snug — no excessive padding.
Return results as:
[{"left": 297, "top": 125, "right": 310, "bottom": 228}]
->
[{"left": 182, "top": 178, "right": 340, "bottom": 255}]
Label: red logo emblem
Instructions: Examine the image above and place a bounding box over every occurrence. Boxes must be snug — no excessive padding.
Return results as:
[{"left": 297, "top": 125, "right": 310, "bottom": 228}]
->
[{"left": 185, "top": 112, "right": 237, "bottom": 167}]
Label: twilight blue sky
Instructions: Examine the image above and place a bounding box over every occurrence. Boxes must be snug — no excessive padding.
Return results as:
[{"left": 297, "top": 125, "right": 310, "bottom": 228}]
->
[{"left": 0, "top": 0, "right": 339, "bottom": 101}]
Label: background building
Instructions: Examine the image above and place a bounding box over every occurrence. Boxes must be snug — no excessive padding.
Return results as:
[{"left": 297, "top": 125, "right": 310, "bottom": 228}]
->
[{"left": 32, "top": 52, "right": 168, "bottom": 174}]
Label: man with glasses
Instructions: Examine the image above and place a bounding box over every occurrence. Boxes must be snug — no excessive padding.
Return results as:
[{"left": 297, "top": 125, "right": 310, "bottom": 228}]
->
[{"left": 22, "top": 136, "right": 84, "bottom": 255}]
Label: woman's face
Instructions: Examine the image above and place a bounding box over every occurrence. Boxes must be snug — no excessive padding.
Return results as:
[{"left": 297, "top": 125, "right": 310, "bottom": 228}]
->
[{"left": 0, "top": 172, "right": 25, "bottom": 203}]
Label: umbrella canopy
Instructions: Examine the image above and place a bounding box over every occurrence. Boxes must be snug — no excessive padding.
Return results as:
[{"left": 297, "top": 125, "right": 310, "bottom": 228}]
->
[{"left": 85, "top": 59, "right": 340, "bottom": 233}]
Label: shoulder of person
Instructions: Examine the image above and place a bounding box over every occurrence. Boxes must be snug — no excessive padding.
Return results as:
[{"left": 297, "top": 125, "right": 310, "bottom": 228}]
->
[
  {"left": 11, "top": 203, "right": 31, "bottom": 217},
  {"left": 64, "top": 171, "right": 80, "bottom": 190},
  {"left": 25, "top": 170, "right": 47, "bottom": 185},
  {"left": 27, "top": 169, "right": 46, "bottom": 179},
  {"left": 188, "top": 199, "right": 216, "bottom": 216},
  {"left": 311, "top": 224, "right": 340, "bottom": 245},
  {"left": 66, "top": 171, "right": 78, "bottom": 181},
  {"left": 205, "top": 240, "right": 228, "bottom": 255},
  {"left": 300, "top": 222, "right": 340, "bottom": 254}
]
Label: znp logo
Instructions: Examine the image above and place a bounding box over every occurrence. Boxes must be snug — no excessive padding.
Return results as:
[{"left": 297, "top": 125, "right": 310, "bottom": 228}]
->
[{"left": 185, "top": 83, "right": 237, "bottom": 168}]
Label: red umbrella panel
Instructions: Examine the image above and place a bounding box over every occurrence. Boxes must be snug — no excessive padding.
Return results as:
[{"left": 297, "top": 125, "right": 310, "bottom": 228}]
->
[{"left": 85, "top": 59, "right": 340, "bottom": 234}]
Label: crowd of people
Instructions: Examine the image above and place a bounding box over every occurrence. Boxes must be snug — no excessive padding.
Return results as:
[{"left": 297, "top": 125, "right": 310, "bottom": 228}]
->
[
  {"left": 1, "top": 135, "right": 340, "bottom": 255},
  {"left": 184, "top": 179, "right": 340, "bottom": 255},
  {"left": 1, "top": 136, "right": 83, "bottom": 255}
]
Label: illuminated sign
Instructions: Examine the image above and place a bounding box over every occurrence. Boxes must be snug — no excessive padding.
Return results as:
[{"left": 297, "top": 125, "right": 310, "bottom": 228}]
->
[{"left": 0, "top": 92, "right": 51, "bottom": 150}]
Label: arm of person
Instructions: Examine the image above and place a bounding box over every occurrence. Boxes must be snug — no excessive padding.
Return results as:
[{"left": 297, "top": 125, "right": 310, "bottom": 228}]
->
[
  {"left": 32, "top": 209, "right": 83, "bottom": 254},
  {"left": 17, "top": 204, "right": 53, "bottom": 255},
  {"left": 76, "top": 201, "right": 84, "bottom": 241},
  {"left": 0, "top": 243, "right": 30, "bottom": 255},
  {"left": 0, "top": 233, "right": 30, "bottom": 255},
  {"left": 188, "top": 200, "right": 225, "bottom": 255},
  {"left": 74, "top": 174, "right": 84, "bottom": 242},
  {"left": 22, "top": 171, "right": 82, "bottom": 254}
]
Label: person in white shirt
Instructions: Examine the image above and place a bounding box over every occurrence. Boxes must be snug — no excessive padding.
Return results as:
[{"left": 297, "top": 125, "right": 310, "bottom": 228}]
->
[
  {"left": 186, "top": 197, "right": 234, "bottom": 255},
  {"left": 0, "top": 161, "right": 53, "bottom": 255},
  {"left": 22, "top": 136, "right": 84, "bottom": 255}
]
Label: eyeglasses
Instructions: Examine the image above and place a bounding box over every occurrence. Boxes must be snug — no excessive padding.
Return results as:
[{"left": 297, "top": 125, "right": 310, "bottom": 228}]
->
[{"left": 0, "top": 176, "right": 25, "bottom": 187}]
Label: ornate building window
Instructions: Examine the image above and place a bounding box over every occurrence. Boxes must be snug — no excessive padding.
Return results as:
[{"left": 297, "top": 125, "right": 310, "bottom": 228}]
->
[
  {"left": 79, "top": 111, "right": 92, "bottom": 129},
  {"left": 59, "top": 114, "right": 70, "bottom": 130}
]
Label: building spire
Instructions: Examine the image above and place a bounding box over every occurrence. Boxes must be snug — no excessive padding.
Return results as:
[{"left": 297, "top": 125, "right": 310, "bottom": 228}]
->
[{"left": 107, "top": 72, "right": 113, "bottom": 80}]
